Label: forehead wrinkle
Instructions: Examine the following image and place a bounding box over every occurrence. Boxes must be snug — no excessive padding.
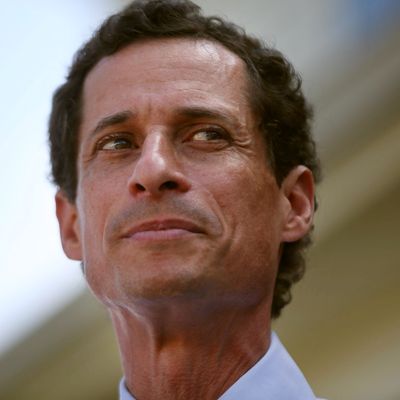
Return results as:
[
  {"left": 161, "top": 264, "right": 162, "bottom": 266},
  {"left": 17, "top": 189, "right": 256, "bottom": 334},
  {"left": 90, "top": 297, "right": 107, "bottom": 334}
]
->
[
  {"left": 88, "top": 37, "right": 244, "bottom": 81},
  {"left": 81, "top": 36, "right": 256, "bottom": 132}
]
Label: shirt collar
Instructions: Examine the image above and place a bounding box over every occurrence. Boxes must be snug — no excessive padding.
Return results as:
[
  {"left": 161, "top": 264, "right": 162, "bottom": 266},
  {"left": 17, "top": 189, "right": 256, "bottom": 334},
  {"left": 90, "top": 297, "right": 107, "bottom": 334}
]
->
[{"left": 119, "top": 332, "right": 319, "bottom": 400}]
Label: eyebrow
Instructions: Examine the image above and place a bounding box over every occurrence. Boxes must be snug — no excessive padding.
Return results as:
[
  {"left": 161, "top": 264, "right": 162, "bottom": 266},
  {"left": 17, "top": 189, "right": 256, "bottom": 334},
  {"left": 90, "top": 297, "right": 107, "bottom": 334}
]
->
[
  {"left": 89, "top": 110, "right": 135, "bottom": 137},
  {"left": 88, "top": 106, "right": 236, "bottom": 139},
  {"left": 174, "top": 106, "right": 235, "bottom": 125}
]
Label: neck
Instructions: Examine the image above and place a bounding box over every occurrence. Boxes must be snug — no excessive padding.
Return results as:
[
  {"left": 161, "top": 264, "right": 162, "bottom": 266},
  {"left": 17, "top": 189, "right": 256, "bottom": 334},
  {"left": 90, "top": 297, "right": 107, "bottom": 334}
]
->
[{"left": 110, "top": 297, "right": 272, "bottom": 400}]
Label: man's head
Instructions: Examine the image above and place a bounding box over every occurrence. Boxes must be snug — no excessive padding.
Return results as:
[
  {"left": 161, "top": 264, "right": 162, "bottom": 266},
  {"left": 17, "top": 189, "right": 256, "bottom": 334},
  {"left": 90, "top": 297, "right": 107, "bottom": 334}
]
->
[{"left": 50, "top": 0, "right": 320, "bottom": 318}]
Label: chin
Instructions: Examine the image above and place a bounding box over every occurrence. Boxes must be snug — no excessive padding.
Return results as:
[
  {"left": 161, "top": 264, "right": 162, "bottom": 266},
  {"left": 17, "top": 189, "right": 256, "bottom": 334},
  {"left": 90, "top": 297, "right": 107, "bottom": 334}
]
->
[
  {"left": 85, "top": 256, "right": 214, "bottom": 307},
  {"left": 120, "top": 263, "right": 215, "bottom": 302}
]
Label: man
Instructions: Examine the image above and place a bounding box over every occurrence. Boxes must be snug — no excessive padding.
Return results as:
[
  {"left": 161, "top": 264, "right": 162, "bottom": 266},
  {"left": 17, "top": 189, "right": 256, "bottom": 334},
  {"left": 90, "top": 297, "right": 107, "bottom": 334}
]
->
[{"left": 49, "top": 1, "right": 322, "bottom": 399}]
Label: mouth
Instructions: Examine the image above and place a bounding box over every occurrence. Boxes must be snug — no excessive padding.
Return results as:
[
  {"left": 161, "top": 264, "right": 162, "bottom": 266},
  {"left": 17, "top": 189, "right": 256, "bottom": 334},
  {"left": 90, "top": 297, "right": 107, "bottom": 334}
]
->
[{"left": 121, "top": 219, "right": 205, "bottom": 241}]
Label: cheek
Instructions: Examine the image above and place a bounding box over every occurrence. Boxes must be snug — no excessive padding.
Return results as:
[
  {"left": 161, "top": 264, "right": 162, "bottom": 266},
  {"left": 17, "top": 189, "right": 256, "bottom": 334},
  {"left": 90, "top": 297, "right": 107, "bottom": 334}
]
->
[
  {"left": 77, "top": 196, "right": 121, "bottom": 303},
  {"left": 76, "top": 162, "right": 142, "bottom": 301},
  {"left": 196, "top": 156, "right": 282, "bottom": 245},
  {"left": 76, "top": 170, "right": 121, "bottom": 268},
  {"left": 199, "top": 160, "right": 280, "bottom": 224}
]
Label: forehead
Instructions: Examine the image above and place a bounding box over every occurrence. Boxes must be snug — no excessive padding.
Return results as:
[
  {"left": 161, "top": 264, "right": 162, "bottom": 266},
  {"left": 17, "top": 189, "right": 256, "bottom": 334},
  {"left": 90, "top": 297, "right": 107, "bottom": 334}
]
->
[
  {"left": 91, "top": 36, "right": 243, "bottom": 72},
  {"left": 85, "top": 37, "right": 247, "bottom": 86},
  {"left": 81, "top": 38, "right": 253, "bottom": 123}
]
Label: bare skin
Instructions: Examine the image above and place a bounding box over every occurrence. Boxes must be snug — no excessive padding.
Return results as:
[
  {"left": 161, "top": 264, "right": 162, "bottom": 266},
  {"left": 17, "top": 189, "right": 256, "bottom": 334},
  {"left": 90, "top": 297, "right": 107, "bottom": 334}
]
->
[
  {"left": 56, "top": 38, "right": 315, "bottom": 399},
  {"left": 110, "top": 296, "right": 271, "bottom": 399}
]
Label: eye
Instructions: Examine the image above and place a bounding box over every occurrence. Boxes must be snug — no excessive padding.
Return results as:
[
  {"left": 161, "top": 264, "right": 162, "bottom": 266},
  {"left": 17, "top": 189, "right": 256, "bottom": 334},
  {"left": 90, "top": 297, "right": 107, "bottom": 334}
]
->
[
  {"left": 191, "top": 128, "right": 226, "bottom": 142},
  {"left": 96, "top": 134, "right": 133, "bottom": 151}
]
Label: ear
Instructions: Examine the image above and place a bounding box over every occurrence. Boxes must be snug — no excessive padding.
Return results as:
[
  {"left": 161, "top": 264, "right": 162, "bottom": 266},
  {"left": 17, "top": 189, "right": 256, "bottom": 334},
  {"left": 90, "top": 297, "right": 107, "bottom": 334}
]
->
[
  {"left": 281, "top": 166, "right": 315, "bottom": 243},
  {"left": 55, "top": 191, "right": 82, "bottom": 260}
]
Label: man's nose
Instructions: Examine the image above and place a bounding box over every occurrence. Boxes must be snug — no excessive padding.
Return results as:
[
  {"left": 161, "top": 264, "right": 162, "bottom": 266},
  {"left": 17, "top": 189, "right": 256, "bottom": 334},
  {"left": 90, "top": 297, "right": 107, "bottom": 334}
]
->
[{"left": 127, "top": 132, "right": 191, "bottom": 198}]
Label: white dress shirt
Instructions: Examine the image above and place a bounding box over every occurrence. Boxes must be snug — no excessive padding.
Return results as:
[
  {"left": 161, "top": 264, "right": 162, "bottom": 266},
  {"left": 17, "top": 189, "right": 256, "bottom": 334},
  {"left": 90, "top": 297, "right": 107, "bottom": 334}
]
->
[{"left": 119, "top": 332, "right": 323, "bottom": 399}]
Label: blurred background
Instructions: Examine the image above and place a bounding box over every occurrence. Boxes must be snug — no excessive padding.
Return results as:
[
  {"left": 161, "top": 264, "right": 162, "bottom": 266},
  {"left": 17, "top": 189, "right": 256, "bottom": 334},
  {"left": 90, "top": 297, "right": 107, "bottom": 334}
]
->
[{"left": 0, "top": 0, "right": 399, "bottom": 399}]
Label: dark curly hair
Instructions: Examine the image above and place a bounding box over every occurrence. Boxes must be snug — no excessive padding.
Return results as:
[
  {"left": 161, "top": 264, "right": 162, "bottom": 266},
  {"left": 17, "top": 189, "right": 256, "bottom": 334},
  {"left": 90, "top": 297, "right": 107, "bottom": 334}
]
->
[{"left": 49, "top": 0, "right": 321, "bottom": 318}]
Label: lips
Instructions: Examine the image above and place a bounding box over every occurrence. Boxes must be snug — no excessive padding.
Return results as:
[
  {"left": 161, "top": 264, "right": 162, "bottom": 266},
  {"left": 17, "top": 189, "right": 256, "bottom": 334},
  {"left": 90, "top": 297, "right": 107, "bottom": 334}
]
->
[{"left": 121, "top": 218, "right": 205, "bottom": 240}]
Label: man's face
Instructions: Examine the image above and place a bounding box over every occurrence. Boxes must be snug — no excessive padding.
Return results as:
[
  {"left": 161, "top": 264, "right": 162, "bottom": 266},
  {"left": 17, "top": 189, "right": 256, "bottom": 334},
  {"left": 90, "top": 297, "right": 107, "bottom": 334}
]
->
[{"left": 60, "top": 38, "right": 293, "bottom": 308}]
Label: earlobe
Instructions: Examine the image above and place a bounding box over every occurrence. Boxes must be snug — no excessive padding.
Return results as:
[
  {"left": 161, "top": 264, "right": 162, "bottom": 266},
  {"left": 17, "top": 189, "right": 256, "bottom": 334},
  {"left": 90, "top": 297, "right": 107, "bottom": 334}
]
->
[
  {"left": 281, "top": 166, "right": 315, "bottom": 243},
  {"left": 55, "top": 191, "right": 82, "bottom": 261}
]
